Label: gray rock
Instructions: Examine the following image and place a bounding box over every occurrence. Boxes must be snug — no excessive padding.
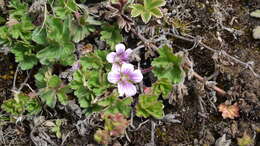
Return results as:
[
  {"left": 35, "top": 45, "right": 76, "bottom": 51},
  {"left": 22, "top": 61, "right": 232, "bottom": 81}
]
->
[
  {"left": 253, "top": 26, "right": 260, "bottom": 39},
  {"left": 250, "top": 10, "right": 260, "bottom": 18}
]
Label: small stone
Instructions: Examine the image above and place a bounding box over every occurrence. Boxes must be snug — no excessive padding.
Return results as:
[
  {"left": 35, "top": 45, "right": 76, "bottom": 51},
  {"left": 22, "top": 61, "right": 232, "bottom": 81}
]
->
[
  {"left": 250, "top": 10, "right": 260, "bottom": 18},
  {"left": 252, "top": 26, "right": 260, "bottom": 39}
]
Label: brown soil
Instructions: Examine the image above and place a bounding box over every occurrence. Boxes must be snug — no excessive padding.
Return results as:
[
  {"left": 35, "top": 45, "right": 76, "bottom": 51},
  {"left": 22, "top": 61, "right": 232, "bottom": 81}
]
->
[{"left": 0, "top": 0, "right": 260, "bottom": 146}]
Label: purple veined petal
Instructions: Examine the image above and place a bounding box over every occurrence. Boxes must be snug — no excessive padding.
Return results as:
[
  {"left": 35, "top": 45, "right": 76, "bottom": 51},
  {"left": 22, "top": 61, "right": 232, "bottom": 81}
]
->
[
  {"left": 107, "top": 71, "right": 120, "bottom": 84},
  {"left": 111, "top": 63, "right": 121, "bottom": 72},
  {"left": 121, "top": 49, "right": 133, "bottom": 61},
  {"left": 106, "top": 52, "right": 117, "bottom": 63},
  {"left": 117, "top": 82, "right": 125, "bottom": 96},
  {"left": 124, "top": 49, "right": 133, "bottom": 58},
  {"left": 121, "top": 63, "right": 134, "bottom": 74},
  {"left": 118, "top": 81, "right": 137, "bottom": 97},
  {"left": 115, "top": 43, "right": 126, "bottom": 54},
  {"left": 129, "top": 69, "right": 143, "bottom": 83}
]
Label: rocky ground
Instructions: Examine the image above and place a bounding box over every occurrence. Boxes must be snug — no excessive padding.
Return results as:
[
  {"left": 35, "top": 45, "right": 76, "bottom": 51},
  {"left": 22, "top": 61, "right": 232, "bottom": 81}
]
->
[{"left": 0, "top": 0, "right": 260, "bottom": 145}]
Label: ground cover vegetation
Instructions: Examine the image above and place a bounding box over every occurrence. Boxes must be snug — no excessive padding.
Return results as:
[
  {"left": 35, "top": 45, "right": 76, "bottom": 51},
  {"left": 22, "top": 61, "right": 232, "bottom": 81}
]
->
[{"left": 0, "top": 0, "right": 260, "bottom": 145}]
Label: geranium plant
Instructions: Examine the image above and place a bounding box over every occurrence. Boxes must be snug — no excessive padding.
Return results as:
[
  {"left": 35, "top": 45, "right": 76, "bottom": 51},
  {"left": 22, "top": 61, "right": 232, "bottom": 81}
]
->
[{"left": 106, "top": 43, "right": 143, "bottom": 97}]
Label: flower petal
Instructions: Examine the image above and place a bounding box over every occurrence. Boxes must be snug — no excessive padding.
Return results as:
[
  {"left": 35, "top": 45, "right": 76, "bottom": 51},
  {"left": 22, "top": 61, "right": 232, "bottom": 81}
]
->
[
  {"left": 121, "top": 63, "right": 134, "bottom": 74},
  {"left": 129, "top": 70, "right": 143, "bottom": 83},
  {"left": 106, "top": 52, "right": 116, "bottom": 63},
  {"left": 116, "top": 43, "right": 126, "bottom": 54},
  {"left": 108, "top": 71, "right": 120, "bottom": 84},
  {"left": 111, "top": 63, "right": 121, "bottom": 72},
  {"left": 121, "top": 49, "right": 133, "bottom": 61},
  {"left": 125, "top": 49, "right": 133, "bottom": 57},
  {"left": 118, "top": 81, "right": 137, "bottom": 97}
]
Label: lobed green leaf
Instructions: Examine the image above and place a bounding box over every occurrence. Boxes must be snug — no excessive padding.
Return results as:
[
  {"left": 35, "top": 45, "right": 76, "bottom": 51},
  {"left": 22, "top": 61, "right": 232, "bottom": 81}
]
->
[{"left": 136, "top": 94, "right": 164, "bottom": 119}]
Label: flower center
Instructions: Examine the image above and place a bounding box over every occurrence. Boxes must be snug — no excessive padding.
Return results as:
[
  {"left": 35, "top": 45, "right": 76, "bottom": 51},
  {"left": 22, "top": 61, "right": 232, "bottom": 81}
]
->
[
  {"left": 121, "top": 74, "right": 129, "bottom": 81},
  {"left": 114, "top": 55, "right": 121, "bottom": 63}
]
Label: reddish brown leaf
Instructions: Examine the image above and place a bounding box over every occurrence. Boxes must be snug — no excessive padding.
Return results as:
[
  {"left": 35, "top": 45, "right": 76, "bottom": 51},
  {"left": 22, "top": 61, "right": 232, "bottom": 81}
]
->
[{"left": 218, "top": 103, "right": 240, "bottom": 119}]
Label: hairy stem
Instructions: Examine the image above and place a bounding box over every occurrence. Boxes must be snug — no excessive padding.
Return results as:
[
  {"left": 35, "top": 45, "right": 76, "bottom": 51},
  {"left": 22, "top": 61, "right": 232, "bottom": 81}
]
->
[{"left": 131, "top": 28, "right": 227, "bottom": 96}]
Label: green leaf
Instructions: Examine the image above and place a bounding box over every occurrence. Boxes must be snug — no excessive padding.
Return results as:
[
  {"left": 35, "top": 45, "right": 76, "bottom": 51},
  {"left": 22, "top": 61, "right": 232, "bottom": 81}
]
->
[
  {"left": 54, "top": 7, "right": 69, "bottom": 19},
  {"left": 34, "top": 67, "right": 48, "bottom": 88},
  {"left": 51, "top": 119, "right": 63, "bottom": 139},
  {"left": 37, "top": 42, "right": 75, "bottom": 65},
  {"left": 150, "top": 8, "right": 163, "bottom": 18},
  {"left": 69, "top": 11, "right": 100, "bottom": 43},
  {"left": 35, "top": 16, "right": 76, "bottom": 65},
  {"left": 11, "top": 43, "right": 38, "bottom": 70},
  {"left": 69, "top": 52, "right": 112, "bottom": 114},
  {"left": 151, "top": 78, "right": 172, "bottom": 99},
  {"left": 98, "top": 94, "right": 133, "bottom": 117},
  {"left": 151, "top": 45, "right": 184, "bottom": 84},
  {"left": 47, "top": 17, "right": 64, "bottom": 41},
  {"left": 0, "top": 16, "right": 6, "bottom": 24},
  {"left": 40, "top": 90, "right": 57, "bottom": 108},
  {"left": 80, "top": 50, "right": 109, "bottom": 70},
  {"left": 100, "top": 24, "right": 123, "bottom": 49},
  {"left": 70, "top": 23, "right": 91, "bottom": 43},
  {"left": 136, "top": 94, "right": 164, "bottom": 119},
  {"left": 32, "top": 27, "right": 48, "bottom": 45},
  {"left": 70, "top": 71, "right": 95, "bottom": 109},
  {"left": 146, "top": 0, "right": 166, "bottom": 9},
  {"left": 7, "top": 16, "right": 34, "bottom": 41},
  {"left": 65, "top": 0, "right": 78, "bottom": 12},
  {"left": 57, "top": 87, "right": 70, "bottom": 105},
  {"left": 1, "top": 93, "right": 41, "bottom": 116},
  {"left": 130, "top": 4, "right": 144, "bottom": 17},
  {"left": 87, "top": 16, "right": 101, "bottom": 25},
  {"left": 26, "top": 99, "right": 42, "bottom": 115},
  {"left": 19, "top": 56, "right": 38, "bottom": 70},
  {"left": 48, "top": 75, "right": 61, "bottom": 88},
  {"left": 141, "top": 11, "right": 152, "bottom": 24},
  {"left": 9, "top": 0, "right": 28, "bottom": 18},
  {"left": 130, "top": 0, "right": 165, "bottom": 23},
  {"left": 36, "top": 69, "right": 70, "bottom": 108},
  {"left": 53, "top": 0, "right": 78, "bottom": 18}
]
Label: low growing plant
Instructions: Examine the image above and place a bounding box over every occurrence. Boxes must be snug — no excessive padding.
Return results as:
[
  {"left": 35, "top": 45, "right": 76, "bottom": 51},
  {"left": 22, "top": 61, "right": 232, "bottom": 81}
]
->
[
  {"left": 130, "top": 0, "right": 166, "bottom": 23},
  {"left": 1, "top": 93, "right": 41, "bottom": 116},
  {"left": 35, "top": 68, "right": 71, "bottom": 108},
  {"left": 51, "top": 119, "right": 63, "bottom": 139},
  {"left": 70, "top": 50, "right": 112, "bottom": 114},
  {"left": 94, "top": 113, "right": 129, "bottom": 145},
  {"left": 100, "top": 23, "right": 123, "bottom": 49},
  {"left": 136, "top": 94, "right": 164, "bottom": 119},
  {"left": 151, "top": 45, "right": 184, "bottom": 84}
]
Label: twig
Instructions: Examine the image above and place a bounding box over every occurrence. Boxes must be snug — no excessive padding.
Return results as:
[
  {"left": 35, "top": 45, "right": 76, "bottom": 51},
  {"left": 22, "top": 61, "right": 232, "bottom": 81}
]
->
[
  {"left": 37, "top": 3, "right": 47, "bottom": 34},
  {"left": 124, "top": 130, "right": 131, "bottom": 143},
  {"left": 130, "top": 109, "right": 135, "bottom": 129},
  {"left": 132, "top": 45, "right": 145, "bottom": 53},
  {"left": 150, "top": 121, "right": 156, "bottom": 145},
  {"left": 129, "top": 119, "right": 149, "bottom": 131},
  {"left": 25, "top": 83, "right": 35, "bottom": 93},
  {"left": 169, "top": 33, "right": 260, "bottom": 79},
  {"left": 189, "top": 68, "right": 226, "bottom": 96},
  {"left": 141, "top": 66, "right": 154, "bottom": 74},
  {"left": 61, "top": 129, "right": 75, "bottom": 146},
  {"left": 12, "top": 66, "right": 19, "bottom": 90},
  {"left": 130, "top": 28, "right": 227, "bottom": 96},
  {"left": 40, "top": 131, "right": 58, "bottom": 146},
  {"left": 17, "top": 71, "right": 31, "bottom": 93}
]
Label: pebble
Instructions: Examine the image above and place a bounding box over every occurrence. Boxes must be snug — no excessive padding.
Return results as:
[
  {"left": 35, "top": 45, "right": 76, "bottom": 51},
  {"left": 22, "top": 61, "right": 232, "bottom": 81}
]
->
[
  {"left": 250, "top": 10, "right": 260, "bottom": 18},
  {"left": 252, "top": 26, "right": 260, "bottom": 39}
]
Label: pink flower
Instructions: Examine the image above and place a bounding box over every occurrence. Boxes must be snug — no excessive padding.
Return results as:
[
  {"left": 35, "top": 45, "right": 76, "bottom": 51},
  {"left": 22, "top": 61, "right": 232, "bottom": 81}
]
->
[
  {"left": 106, "top": 43, "right": 133, "bottom": 70},
  {"left": 108, "top": 63, "right": 143, "bottom": 97}
]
